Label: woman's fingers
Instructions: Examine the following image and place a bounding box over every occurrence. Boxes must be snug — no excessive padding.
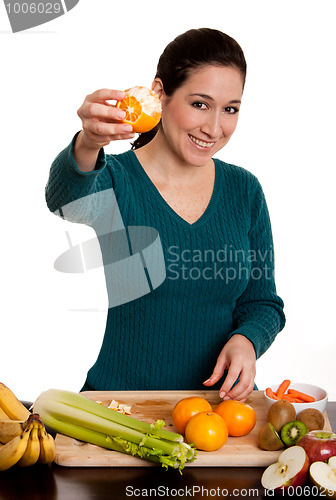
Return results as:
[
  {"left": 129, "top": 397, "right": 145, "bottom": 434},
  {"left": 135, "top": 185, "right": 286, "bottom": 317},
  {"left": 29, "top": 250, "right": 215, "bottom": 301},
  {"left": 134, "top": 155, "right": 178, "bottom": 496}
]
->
[
  {"left": 75, "top": 88, "right": 134, "bottom": 150},
  {"left": 79, "top": 101, "right": 126, "bottom": 123},
  {"left": 203, "top": 335, "right": 256, "bottom": 401},
  {"left": 108, "top": 131, "right": 136, "bottom": 142},
  {"left": 217, "top": 360, "right": 242, "bottom": 398},
  {"left": 220, "top": 364, "right": 255, "bottom": 401},
  {"left": 82, "top": 129, "right": 135, "bottom": 148},
  {"left": 73, "top": 89, "right": 133, "bottom": 169},
  {"left": 84, "top": 119, "right": 132, "bottom": 138},
  {"left": 203, "top": 351, "right": 227, "bottom": 386},
  {"left": 89, "top": 88, "right": 127, "bottom": 103}
]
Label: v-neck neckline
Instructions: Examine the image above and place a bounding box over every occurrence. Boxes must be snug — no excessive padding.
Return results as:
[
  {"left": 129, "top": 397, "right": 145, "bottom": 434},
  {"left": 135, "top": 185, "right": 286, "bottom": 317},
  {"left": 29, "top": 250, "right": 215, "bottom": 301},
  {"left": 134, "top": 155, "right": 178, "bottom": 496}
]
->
[{"left": 128, "top": 150, "right": 221, "bottom": 229}]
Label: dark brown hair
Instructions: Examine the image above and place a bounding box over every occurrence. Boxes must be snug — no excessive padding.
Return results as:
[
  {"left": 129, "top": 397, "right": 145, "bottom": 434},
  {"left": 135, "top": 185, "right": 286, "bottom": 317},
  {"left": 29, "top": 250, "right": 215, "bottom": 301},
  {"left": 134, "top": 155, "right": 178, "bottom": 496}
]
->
[{"left": 131, "top": 28, "right": 246, "bottom": 150}]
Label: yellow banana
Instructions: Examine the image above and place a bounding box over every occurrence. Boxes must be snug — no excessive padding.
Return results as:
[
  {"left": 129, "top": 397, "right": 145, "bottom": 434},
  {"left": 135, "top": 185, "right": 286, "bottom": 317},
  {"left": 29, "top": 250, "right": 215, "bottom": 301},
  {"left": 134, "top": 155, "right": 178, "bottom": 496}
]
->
[
  {"left": 38, "top": 425, "right": 56, "bottom": 464},
  {"left": 0, "top": 425, "right": 31, "bottom": 471},
  {"left": 0, "top": 383, "right": 31, "bottom": 421},
  {"left": 17, "top": 423, "right": 40, "bottom": 467},
  {"left": 0, "top": 405, "right": 10, "bottom": 420},
  {"left": 0, "top": 419, "right": 26, "bottom": 444}
]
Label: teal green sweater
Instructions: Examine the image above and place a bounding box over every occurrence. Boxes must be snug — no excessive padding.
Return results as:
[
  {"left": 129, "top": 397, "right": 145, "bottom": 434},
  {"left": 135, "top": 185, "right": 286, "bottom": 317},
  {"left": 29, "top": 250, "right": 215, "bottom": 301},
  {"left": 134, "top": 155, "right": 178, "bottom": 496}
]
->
[{"left": 46, "top": 134, "right": 285, "bottom": 391}]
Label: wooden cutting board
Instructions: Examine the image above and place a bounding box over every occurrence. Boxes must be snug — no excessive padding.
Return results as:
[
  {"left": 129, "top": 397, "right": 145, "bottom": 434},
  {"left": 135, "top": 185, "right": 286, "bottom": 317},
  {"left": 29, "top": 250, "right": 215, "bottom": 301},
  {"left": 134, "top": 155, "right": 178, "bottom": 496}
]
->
[{"left": 54, "top": 390, "right": 332, "bottom": 467}]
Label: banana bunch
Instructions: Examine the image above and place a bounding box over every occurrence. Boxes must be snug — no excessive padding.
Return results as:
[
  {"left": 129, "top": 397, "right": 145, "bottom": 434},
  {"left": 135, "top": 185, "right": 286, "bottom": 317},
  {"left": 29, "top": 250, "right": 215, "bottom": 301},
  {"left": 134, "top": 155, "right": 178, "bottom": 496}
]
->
[{"left": 0, "top": 382, "right": 56, "bottom": 471}]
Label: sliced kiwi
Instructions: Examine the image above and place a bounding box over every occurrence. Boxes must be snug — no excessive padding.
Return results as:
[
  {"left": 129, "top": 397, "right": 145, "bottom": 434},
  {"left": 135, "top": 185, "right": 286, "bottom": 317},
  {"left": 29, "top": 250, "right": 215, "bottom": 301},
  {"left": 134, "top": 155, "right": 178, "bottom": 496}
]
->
[
  {"left": 267, "top": 400, "right": 296, "bottom": 433},
  {"left": 258, "top": 422, "right": 284, "bottom": 451},
  {"left": 297, "top": 408, "right": 325, "bottom": 432},
  {"left": 280, "top": 420, "right": 307, "bottom": 446}
]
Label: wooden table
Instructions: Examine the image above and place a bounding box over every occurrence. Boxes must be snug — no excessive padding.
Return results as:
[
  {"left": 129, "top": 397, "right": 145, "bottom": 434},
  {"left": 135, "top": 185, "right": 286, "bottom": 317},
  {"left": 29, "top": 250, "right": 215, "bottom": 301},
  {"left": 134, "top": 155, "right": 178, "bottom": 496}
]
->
[{"left": 0, "top": 402, "right": 335, "bottom": 500}]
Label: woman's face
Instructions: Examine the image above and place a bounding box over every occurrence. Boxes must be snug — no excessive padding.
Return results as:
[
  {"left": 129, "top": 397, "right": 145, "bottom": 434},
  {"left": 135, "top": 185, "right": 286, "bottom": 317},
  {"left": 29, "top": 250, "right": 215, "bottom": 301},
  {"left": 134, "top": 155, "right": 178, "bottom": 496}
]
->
[{"left": 155, "top": 65, "right": 244, "bottom": 168}]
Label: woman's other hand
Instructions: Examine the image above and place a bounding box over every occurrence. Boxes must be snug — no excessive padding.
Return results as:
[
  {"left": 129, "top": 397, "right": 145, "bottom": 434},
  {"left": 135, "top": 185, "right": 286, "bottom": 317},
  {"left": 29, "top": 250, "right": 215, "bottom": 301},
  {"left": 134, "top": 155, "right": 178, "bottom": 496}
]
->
[
  {"left": 203, "top": 334, "right": 256, "bottom": 402},
  {"left": 74, "top": 89, "right": 135, "bottom": 172}
]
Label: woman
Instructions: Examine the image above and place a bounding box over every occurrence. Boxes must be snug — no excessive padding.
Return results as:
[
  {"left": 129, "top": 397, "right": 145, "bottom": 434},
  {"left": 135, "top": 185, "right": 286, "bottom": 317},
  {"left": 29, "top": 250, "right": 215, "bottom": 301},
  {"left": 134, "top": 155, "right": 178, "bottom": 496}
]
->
[{"left": 46, "top": 28, "right": 285, "bottom": 401}]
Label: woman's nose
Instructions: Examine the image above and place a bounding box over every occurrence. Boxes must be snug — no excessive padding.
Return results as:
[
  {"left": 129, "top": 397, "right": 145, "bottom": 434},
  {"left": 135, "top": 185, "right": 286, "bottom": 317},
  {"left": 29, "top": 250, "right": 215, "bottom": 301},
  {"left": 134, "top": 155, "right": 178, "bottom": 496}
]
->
[{"left": 201, "top": 111, "right": 222, "bottom": 138}]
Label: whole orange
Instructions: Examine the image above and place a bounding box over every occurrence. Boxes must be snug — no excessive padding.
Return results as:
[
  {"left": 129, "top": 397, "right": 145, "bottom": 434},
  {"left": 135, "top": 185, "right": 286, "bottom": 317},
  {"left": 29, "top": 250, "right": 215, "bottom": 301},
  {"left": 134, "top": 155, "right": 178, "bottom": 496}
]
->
[
  {"left": 116, "top": 86, "right": 161, "bottom": 133},
  {"left": 214, "top": 400, "right": 256, "bottom": 437},
  {"left": 172, "top": 396, "right": 212, "bottom": 434},
  {"left": 185, "top": 411, "right": 228, "bottom": 451}
]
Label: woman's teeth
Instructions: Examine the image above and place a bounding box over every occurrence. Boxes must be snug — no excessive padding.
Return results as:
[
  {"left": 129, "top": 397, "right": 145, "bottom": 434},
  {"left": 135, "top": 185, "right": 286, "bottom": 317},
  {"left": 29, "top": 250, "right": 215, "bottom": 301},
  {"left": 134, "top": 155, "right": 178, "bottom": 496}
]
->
[{"left": 189, "top": 135, "right": 214, "bottom": 148}]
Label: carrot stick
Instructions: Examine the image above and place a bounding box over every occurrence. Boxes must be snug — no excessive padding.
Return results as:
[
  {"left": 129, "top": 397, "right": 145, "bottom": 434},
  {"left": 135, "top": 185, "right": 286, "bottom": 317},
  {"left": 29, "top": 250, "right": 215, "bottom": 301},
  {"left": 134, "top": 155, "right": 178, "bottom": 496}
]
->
[
  {"left": 276, "top": 379, "right": 291, "bottom": 399},
  {"left": 281, "top": 394, "right": 296, "bottom": 402},
  {"left": 266, "top": 388, "right": 279, "bottom": 400},
  {"left": 288, "top": 389, "right": 315, "bottom": 402}
]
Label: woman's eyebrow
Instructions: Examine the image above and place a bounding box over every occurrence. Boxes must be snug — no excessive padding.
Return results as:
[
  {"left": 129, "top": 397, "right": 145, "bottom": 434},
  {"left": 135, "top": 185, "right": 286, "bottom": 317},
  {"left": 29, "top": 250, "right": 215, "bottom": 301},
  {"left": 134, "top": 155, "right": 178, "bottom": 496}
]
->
[
  {"left": 189, "top": 93, "right": 214, "bottom": 100},
  {"left": 189, "top": 93, "right": 241, "bottom": 104}
]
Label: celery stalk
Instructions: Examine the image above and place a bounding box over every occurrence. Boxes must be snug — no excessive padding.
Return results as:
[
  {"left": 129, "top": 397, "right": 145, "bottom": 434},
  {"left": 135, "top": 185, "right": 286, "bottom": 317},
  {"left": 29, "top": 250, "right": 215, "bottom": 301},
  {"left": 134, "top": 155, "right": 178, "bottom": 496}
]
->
[
  {"left": 33, "top": 389, "right": 197, "bottom": 471},
  {"left": 35, "top": 389, "right": 182, "bottom": 443},
  {"left": 38, "top": 400, "right": 181, "bottom": 457},
  {"left": 46, "top": 413, "right": 182, "bottom": 468}
]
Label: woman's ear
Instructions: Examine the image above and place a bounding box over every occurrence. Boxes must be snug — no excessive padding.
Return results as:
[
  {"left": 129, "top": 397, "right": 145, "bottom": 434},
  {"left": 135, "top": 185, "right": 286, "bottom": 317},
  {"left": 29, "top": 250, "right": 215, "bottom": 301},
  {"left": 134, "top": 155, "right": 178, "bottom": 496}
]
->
[{"left": 152, "top": 78, "right": 166, "bottom": 101}]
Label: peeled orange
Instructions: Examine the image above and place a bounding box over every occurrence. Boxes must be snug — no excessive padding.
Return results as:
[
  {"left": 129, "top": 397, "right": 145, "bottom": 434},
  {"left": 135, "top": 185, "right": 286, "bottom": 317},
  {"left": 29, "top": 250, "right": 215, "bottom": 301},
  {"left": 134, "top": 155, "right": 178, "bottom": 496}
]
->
[
  {"left": 116, "top": 86, "right": 161, "bottom": 133},
  {"left": 172, "top": 396, "right": 212, "bottom": 435},
  {"left": 185, "top": 411, "right": 229, "bottom": 451},
  {"left": 214, "top": 400, "right": 257, "bottom": 437}
]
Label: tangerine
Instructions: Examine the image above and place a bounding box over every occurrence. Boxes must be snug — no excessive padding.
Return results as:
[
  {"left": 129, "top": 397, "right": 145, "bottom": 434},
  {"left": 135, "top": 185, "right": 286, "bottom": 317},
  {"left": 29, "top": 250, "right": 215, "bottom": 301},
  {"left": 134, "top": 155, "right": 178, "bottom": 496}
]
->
[
  {"left": 214, "top": 400, "right": 257, "bottom": 437},
  {"left": 116, "top": 86, "right": 161, "bottom": 133},
  {"left": 172, "top": 396, "right": 212, "bottom": 435},
  {"left": 185, "top": 411, "right": 229, "bottom": 451}
]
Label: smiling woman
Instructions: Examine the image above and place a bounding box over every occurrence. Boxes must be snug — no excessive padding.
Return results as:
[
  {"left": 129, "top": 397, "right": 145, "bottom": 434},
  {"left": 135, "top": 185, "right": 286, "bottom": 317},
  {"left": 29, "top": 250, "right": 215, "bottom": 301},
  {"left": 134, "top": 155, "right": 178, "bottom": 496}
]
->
[
  {"left": 137, "top": 65, "right": 243, "bottom": 170},
  {"left": 132, "top": 28, "right": 246, "bottom": 152},
  {"left": 45, "top": 28, "right": 285, "bottom": 401}
]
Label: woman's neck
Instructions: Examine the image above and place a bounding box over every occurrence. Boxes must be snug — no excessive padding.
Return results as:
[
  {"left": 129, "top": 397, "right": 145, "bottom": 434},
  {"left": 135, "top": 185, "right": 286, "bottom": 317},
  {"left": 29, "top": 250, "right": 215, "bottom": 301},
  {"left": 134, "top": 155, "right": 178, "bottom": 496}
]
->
[{"left": 134, "top": 131, "right": 214, "bottom": 188}]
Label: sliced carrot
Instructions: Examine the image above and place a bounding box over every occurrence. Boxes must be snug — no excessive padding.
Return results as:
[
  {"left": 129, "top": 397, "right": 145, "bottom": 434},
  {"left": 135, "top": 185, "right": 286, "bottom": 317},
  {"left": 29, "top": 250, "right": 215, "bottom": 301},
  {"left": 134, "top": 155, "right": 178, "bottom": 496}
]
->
[
  {"left": 276, "top": 379, "right": 291, "bottom": 399},
  {"left": 266, "top": 388, "right": 279, "bottom": 400},
  {"left": 288, "top": 389, "right": 315, "bottom": 402}
]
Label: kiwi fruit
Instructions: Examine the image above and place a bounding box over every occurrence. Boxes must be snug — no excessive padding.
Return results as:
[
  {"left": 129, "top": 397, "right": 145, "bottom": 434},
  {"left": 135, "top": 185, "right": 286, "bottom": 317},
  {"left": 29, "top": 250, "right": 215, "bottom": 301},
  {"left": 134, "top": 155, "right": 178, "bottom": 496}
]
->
[
  {"left": 280, "top": 420, "right": 307, "bottom": 446},
  {"left": 267, "top": 400, "right": 296, "bottom": 432},
  {"left": 297, "top": 408, "right": 325, "bottom": 432},
  {"left": 258, "top": 422, "right": 284, "bottom": 451}
]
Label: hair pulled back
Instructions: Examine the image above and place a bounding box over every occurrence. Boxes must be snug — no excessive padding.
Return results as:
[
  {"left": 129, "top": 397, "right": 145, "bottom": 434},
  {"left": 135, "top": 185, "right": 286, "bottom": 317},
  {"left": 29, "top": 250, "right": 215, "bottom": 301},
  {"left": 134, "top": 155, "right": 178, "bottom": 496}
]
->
[{"left": 131, "top": 28, "right": 246, "bottom": 150}]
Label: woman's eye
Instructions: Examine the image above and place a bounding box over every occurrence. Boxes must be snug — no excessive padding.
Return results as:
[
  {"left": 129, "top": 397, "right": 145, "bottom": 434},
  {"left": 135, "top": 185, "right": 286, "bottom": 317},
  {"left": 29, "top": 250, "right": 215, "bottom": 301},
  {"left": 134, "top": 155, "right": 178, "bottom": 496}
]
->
[
  {"left": 192, "top": 101, "right": 208, "bottom": 110},
  {"left": 224, "top": 106, "right": 239, "bottom": 114}
]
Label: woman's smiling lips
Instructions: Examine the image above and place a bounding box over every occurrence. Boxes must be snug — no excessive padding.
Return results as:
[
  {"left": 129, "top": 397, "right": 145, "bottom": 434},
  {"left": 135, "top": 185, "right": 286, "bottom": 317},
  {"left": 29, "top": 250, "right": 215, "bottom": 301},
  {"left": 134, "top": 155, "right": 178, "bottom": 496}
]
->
[{"left": 188, "top": 134, "right": 215, "bottom": 149}]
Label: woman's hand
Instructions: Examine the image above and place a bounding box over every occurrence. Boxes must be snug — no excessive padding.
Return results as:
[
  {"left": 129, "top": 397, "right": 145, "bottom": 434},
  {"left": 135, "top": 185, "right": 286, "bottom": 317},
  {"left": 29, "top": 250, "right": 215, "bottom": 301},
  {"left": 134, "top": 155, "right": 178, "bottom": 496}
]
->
[
  {"left": 203, "top": 334, "right": 256, "bottom": 402},
  {"left": 74, "top": 89, "right": 135, "bottom": 171}
]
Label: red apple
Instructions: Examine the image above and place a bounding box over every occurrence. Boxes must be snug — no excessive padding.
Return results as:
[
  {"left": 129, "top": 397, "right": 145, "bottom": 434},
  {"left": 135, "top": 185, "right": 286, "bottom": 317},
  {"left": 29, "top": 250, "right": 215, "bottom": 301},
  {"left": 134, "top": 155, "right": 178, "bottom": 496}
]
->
[
  {"left": 261, "top": 446, "right": 309, "bottom": 492},
  {"left": 297, "top": 430, "right": 336, "bottom": 464},
  {"left": 310, "top": 456, "right": 336, "bottom": 497}
]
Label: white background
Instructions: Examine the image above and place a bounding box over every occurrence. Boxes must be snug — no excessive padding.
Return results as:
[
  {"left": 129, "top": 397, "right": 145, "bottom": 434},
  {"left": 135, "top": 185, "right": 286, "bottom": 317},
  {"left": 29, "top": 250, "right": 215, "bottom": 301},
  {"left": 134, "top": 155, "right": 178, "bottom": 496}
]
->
[{"left": 0, "top": 0, "right": 335, "bottom": 403}]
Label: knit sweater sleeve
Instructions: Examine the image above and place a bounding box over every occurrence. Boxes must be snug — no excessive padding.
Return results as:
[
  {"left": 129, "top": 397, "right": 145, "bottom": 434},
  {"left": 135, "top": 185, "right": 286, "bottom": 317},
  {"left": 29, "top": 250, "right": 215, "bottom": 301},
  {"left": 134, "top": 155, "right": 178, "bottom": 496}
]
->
[
  {"left": 229, "top": 180, "right": 285, "bottom": 358},
  {"left": 45, "top": 133, "right": 112, "bottom": 226}
]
